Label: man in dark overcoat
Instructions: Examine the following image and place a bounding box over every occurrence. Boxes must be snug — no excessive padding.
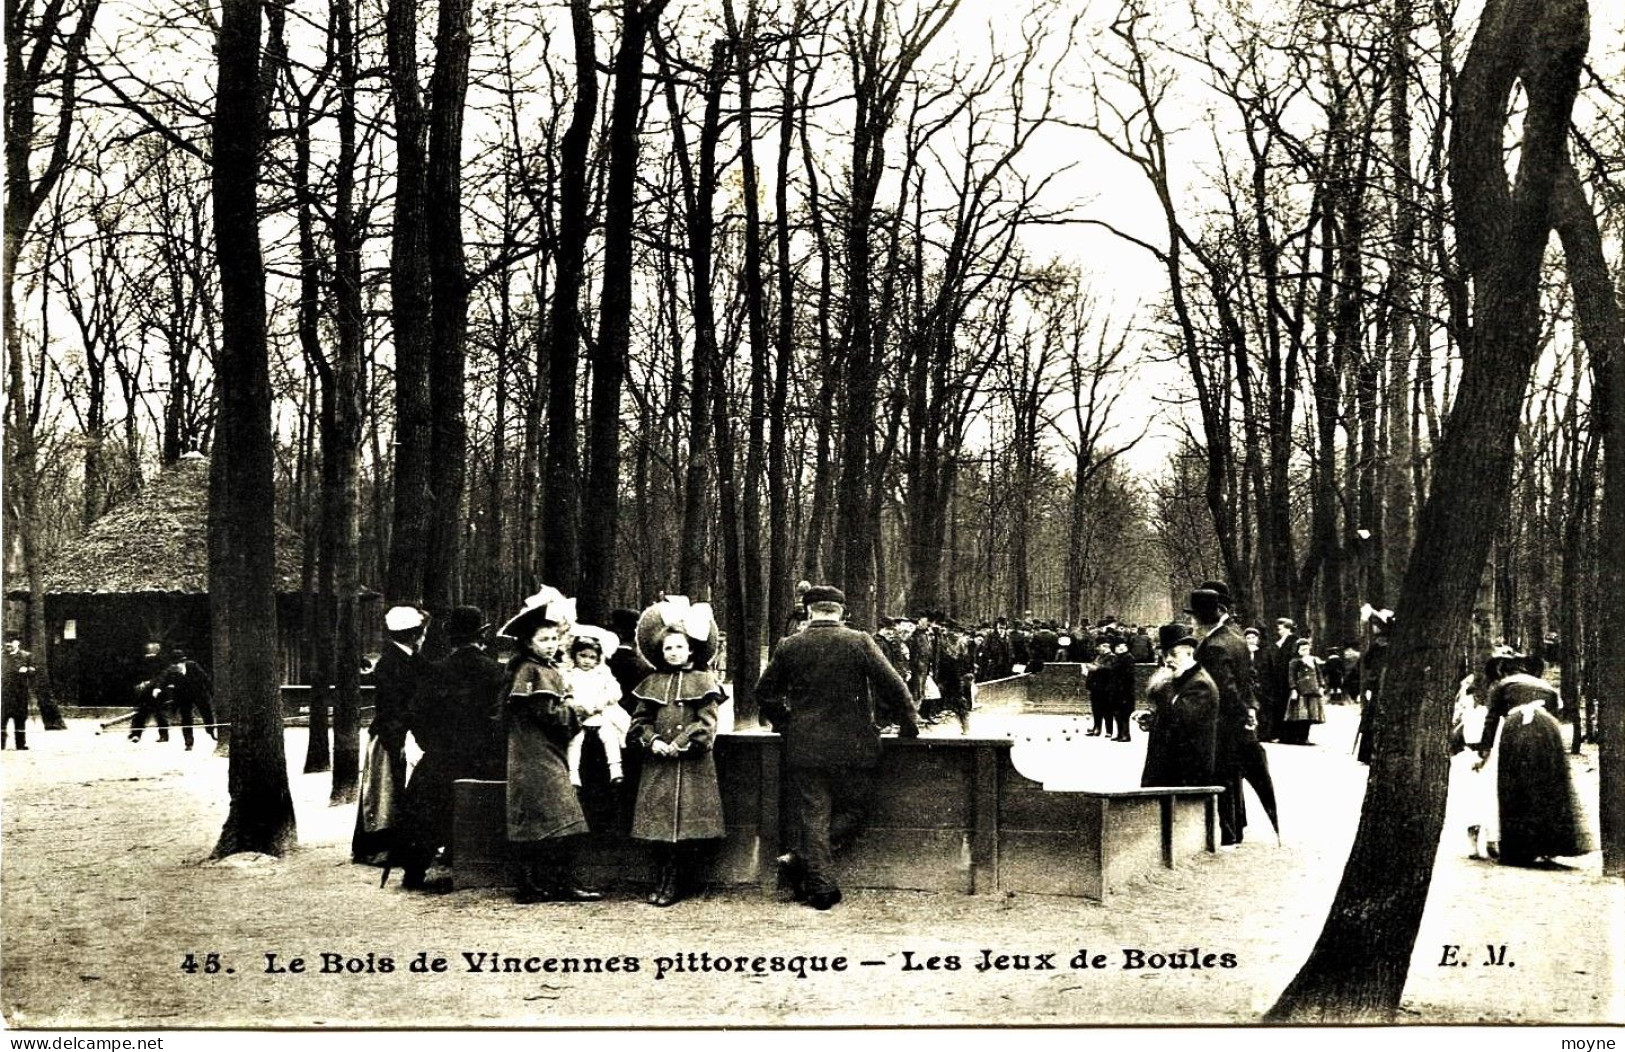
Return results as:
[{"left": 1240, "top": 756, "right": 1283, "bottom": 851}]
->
[
  {"left": 1140, "top": 625, "right": 1220, "bottom": 788},
  {"left": 1243, "top": 625, "right": 1281, "bottom": 743},
  {"left": 979, "top": 618, "right": 1014, "bottom": 681},
  {"left": 907, "top": 610, "right": 939, "bottom": 711},
  {"left": 1354, "top": 608, "right": 1393, "bottom": 764},
  {"left": 1106, "top": 639, "right": 1138, "bottom": 741},
  {"left": 353, "top": 605, "right": 429, "bottom": 865},
  {"left": 3, "top": 633, "right": 36, "bottom": 750},
  {"left": 389, "top": 605, "right": 506, "bottom": 891},
  {"left": 1029, "top": 622, "right": 1059, "bottom": 675},
  {"left": 128, "top": 641, "right": 172, "bottom": 743},
  {"left": 154, "top": 649, "right": 216, "bottom": 750},
  {"left": 1190, "top": 581, "right": 1258, "bottom": 847},
  {"left": 756, "top": 586, "right": 920, "bottom": 910}
]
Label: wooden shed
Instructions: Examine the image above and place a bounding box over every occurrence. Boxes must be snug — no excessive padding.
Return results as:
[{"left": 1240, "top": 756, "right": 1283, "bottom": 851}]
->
[{"left": 13, "top": 455, "right": 314, "bottom": 710}]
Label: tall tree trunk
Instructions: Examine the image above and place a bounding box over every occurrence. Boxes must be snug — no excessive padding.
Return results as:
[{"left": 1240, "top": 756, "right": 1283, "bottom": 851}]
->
[
  {"left": 541, "top": 0, "right": 595, "bottom": 596},
  {"left": 582, "top": 0, "right": 667, "bottom": 624},
  {"left": 1268, "top": 0, "right": 1586, "bottom": 1019},
  {"left": 424, "top": 0, "right": 473, "bottom": 618},
  {"left": 384, "top": 0, "right": 432, "bottom": 606},
  {"left": 766, "top": 1, "right": 805, "bottom": 665},
  {"left": 328, "top": 0, "right": 364, "bottom": 805},
  {"left": 290, "top": 76, "right": 332, "bottom": 775},
  {"left": 729, "top": 0, "right": 767, "bottom": 717},
  {"left": 1550, "top": 162, "right": 1624, "bottom": 876},
  {"left": 1384, "top": 0, "right": 1418, "bottom": 598},
  {"left": 210, "top": 0, "right": 297, "bottom": 857}
]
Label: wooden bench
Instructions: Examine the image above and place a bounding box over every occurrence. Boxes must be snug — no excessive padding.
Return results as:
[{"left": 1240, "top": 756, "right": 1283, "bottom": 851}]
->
[{"left": 452, "top": 732, "right": 1219, "bottom": 901}]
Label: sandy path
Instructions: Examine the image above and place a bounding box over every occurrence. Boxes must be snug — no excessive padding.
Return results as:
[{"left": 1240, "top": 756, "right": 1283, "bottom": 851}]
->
[{"left": 2, "top": 705, "right": 1618, "bottom": 1028}]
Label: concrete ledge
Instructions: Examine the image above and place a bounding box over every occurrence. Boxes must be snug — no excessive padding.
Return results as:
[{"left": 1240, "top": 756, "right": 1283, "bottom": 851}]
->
[{"left": 452, "top": 732, "right": 1219, "bottom": 900}]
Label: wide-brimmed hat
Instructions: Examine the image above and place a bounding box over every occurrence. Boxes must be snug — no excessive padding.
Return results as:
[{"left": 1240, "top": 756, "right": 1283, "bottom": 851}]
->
[
  {"left": 636, "top": 595, "right": 720, "bottom": 669},
  {"left": 498, "top": 586, "right": 575, "bottom": 641},
  {"left": 443, "top": 605, "right": 490, "bottom": 646}
]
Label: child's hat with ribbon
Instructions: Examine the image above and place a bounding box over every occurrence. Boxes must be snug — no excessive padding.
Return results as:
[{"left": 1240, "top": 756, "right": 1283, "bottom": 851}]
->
[{"left": 635, "top": 594, "right": 720, "bottom": 669}]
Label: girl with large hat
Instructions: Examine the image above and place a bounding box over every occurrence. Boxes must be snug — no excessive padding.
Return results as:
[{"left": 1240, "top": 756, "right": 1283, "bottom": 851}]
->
[
  {"left": 626, "top": 596, "right": 727, "bottom": 907},
  {"left": 497, "top": 587, "right": 602, "bottom": 903}
]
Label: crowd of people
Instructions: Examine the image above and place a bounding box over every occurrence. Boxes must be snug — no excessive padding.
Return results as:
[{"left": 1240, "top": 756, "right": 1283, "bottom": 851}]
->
[
  {"left": 5, "top": 570, "right": 1590, "bottom": 910},
  {"left": 354, "top": 584, "right": 923, "bottom": 911}
]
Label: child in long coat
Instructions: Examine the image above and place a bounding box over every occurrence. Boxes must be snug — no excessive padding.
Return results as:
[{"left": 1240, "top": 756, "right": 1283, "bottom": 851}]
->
[
  {"left": 629, "top": 599, "right": 726, "bottom": 907},
  {"left": 499, "top": 589, "right": 602, "bottom": 904}
]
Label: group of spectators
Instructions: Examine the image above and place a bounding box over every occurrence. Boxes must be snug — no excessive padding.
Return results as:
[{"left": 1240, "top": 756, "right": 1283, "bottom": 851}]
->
[{"left": 863, "top": 610, "right": 1164, "bottom": 733}]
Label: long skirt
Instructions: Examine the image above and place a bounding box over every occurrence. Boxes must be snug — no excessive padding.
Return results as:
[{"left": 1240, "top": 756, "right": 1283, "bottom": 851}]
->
[{"left": 1493, "top": 706, "right": 1594, "bottom": 863}]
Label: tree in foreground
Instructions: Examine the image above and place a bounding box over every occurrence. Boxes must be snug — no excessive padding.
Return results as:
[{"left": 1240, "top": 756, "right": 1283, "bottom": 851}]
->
[
  {"left": 1267, "top": 0, "right": 1588, "bottom": 1020},
  {"left": 209, "top": 0, "right": 296, "bottom": 857}
]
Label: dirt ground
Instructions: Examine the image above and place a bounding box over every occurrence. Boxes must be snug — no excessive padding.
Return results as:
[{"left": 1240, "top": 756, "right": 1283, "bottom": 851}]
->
[{"left": 2, "top": 703, "right": 1619, "bottom": 1029}]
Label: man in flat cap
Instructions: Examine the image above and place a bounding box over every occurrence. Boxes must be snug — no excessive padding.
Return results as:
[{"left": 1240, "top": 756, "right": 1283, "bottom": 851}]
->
[{"left": 756, "top": 585, "right": 920, "bottom": 909}]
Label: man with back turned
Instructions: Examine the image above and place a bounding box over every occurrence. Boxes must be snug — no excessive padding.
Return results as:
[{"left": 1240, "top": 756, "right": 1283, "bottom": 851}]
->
[{"left": 756, "top": 586, "right": 919, "bottom": 910}]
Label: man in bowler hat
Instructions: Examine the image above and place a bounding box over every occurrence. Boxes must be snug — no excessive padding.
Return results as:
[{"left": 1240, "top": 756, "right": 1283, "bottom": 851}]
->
[
  {"left": 1188, "top": 581, "right": 1258, "bottom": 847},
  {"left": 756, "top": 586, "right": 920, "bottom": 909}
]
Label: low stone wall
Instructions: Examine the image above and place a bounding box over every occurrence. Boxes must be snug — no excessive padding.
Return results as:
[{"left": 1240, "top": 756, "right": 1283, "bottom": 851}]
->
[{"left": 453, "top": 732, "right": 1219, "bottom": 901}]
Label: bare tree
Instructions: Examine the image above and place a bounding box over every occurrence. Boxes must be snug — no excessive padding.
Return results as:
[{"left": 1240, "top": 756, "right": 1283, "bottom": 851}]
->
[
  {"left": 210, "top": 0, "right": 297, "bottom": 857},
  {"left": 1268, "top": 0, "right": 1587, "bottom": 1019}
]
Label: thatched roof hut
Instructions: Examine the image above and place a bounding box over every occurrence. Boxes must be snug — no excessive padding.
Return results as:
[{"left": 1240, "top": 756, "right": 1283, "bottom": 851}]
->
[
  {"left": 17, "top": 455, "right": 322, "bottom": 709},
  {"left": 38, "top": 454, "right": 304, "bottom": 595}
]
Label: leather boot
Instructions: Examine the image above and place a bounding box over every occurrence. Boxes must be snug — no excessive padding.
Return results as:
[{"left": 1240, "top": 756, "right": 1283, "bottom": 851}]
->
[{"left": 651, "top": 855, "right": 683, "bottom": 907}]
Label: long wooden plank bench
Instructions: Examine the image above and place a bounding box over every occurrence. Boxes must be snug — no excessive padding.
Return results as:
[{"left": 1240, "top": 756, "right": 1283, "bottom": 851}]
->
[{"left": 451, "top": 732, "right": 1219, "bottom": 901}]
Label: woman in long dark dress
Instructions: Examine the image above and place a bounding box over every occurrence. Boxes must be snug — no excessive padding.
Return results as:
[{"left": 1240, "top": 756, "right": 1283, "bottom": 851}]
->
[{"left": 1475, "top": 655, "right": 1594, "bottom": 865}]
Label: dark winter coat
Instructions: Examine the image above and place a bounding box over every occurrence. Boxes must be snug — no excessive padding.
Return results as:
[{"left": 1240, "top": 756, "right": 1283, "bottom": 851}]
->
[
  {"left": 1140, "top": 664, "right": 1220, "bottom": 788},
  {"left": 391, "top": 644, "right": 507, "bottom": 865},
  {"left": 1355, "top": 635, "right": 1390, "bottom": 763},
  {"left": 1029, "top": 628, "right": 1059, "bottom": 673},
  {"left": 1479, "top": 673, "right": 1593, "bottom": 862},
  {"left": 979, "top": 632, "right": 1014, "bottom": 681},
  {"left": 756, "top": 621, "right": 918, "bottom": 769},
  {"left": 607, "top": 646, "right": 657, "bottom": 715},
  {"left": 1194, "top": 620, "right": 1257, "bottom": 771},
  {"left": 3, "top": 648, "right": 36, "bottom": 716},
  {"left": 370, "top": 643, "right": 420, "bottom": 752},
  {"left": 156, "top": 660, "right": 215, "bottom": 722},
  {"left": 505, "top": 656, "right": 588, "bottom": 843},
  {"left": 628, "top": 670, "right": 726, "bottom": 842},
  {"left": 353, "top": 643, "right": 421, "bottom": 862},
  {"left": 420, "top": 644, "right": 507, "bottom": 779}
]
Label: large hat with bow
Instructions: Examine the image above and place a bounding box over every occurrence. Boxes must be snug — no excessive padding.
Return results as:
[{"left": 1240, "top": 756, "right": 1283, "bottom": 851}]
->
[
  {"left": 635, "top": 594, "right": 720, "bottom": 669},
  {"left": 498, "top": 586, "right": 576, "bottom": 641}
]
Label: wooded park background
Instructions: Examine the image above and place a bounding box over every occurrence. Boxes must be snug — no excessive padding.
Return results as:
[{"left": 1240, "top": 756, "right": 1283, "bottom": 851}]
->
[{"left": 4, "top": 0, "right": 1624, "bottom": 1021}]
